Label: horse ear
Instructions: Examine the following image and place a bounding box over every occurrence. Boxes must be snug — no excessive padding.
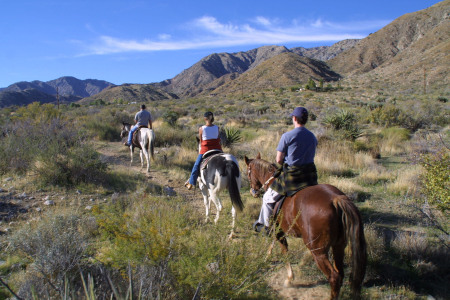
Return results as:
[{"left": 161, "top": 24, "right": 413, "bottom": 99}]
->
[
  {"left": 256, "top": 152, "right": 261, "bottom": 159},
  {"left": 244, "top": 156, "right": 250, "bottom": 165}
]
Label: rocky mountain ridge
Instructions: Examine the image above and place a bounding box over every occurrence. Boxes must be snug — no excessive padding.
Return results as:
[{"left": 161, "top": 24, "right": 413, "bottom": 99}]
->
[
  {"left": 1, "top": 1, "right": 448, "bottom": 107},
  {"left": 0, "top": 77, "right": 114, "bottom": 108}
]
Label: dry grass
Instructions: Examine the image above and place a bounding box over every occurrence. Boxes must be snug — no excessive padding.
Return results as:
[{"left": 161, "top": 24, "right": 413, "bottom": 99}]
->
[
  {"left": 357, "top": 165, "right": 394, "bottom": 185},
  {"left": 386, "top": 165, "right": 423, "bottom": 196},
  {"left": 316, "top": 140, "right": 375, "bottom": 176},
  {"left": 326, "top": 176, "right": 368, "bottom": 196}
]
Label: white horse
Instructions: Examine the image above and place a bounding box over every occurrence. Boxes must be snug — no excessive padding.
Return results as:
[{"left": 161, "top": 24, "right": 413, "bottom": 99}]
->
[
  {"left": 197, "top": 150, "right": 244, "bottom": 238},
  {"left": 120, "top": 122, "right": 155, "bottom": 173}
]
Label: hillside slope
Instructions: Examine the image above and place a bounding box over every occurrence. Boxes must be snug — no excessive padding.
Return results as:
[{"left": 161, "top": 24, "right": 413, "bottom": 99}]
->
[
  {"left": 329, "top": 0, "right": 450, "bottom": 80},
  {"left": 207, "top": 52, "right": 340, "bottom": 96},
  {"left": 80, "top": 83, "right": 179, "bottom": 104}
]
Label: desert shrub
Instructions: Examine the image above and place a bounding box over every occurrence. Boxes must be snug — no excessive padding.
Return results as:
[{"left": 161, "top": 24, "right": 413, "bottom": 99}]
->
[
  {"left": 84, "top": 119, "right": 119, "bottom": 141},
  {"left": 378, "top": 127, "right": 411, "bottom": 156},
  {"left": 220, "top": 126, "right": 242, "bottom": 148},
  {"left": 9, "top": 212, "right": 89, "bottom": 299},
  {"left": 162, "top": 110, "right": 180, "bottom": 127},
  {"left": 172, "top": 229, "right": 272, "bottom": 299},
  {"left": 34, "top": 137, "right": 107, "bottom": 187},
  {"left": 419, "top": 150, "right": 449, "bottom": 211},
  {"left": 11, "top": 102, "right": 60, "bottom": 123},
  {"left": 391, "top": 231, "right": 430, "bottom": 260},
  {"left": 155, "top": 123, "right": 189, "bottom": 147},
  {"left": 322, "top": 109, "right": 362, "bottom": 140},
  {"left": 0, "top": 119, "right": 77, "bottom": 175}
]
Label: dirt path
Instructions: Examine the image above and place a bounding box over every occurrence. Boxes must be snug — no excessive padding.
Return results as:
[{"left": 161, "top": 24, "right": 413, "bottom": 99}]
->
[{"left": 98, "top": 142, "right": 332, "bottom": 299}]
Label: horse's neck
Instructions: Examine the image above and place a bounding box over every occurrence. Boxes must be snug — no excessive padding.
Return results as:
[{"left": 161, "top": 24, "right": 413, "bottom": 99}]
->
[{"left": 256, "top": 161, "right": 276, "bottom": 185}]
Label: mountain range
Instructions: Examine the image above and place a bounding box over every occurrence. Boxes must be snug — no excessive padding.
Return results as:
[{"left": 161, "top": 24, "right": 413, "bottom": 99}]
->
[{"left": 0, "top": 0, "right": 448, "bottom": 108}]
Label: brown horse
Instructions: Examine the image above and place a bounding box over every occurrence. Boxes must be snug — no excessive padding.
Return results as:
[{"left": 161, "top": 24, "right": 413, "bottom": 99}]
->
[{"left": 244, "top": 153, "right": 366, "bottom": 300}]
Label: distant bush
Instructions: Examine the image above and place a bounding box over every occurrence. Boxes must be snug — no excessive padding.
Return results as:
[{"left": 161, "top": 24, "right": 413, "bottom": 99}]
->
[
  {"left": 11, "top": 102, "right": 60, "bottom": 123},
  {"left": 162, "top": 110, "right": 180, "bottom": 127}
]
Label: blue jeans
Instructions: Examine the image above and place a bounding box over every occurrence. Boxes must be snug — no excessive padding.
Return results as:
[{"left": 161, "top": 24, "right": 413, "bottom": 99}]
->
[
  {"left": 188, "top": 154, "right": 203, "bottom": 185},
  {"left": 127, "top": 125, "right": 138, "bottom": 144}
]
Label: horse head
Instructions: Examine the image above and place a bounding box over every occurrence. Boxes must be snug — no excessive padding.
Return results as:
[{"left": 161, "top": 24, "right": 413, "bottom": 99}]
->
[
  {"left": 244, "top": 153, "right": 264, "bottom": 197},
  {"left": 120, "top": 122, "right": 131, "bottom": 139}
]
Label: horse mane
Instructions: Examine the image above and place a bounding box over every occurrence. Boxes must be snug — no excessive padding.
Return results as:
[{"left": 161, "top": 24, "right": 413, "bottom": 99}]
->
[{"left": 253, "top": 159, "right": 277, "bottom": 175}]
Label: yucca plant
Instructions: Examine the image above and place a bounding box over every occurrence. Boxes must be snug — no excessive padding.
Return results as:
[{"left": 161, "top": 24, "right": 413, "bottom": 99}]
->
[
  {"left": 221, "top": 127, "right": 242, "bottom": 148},
  {"left": 322, "top": 109, "right": 362, "bottom": 141}
]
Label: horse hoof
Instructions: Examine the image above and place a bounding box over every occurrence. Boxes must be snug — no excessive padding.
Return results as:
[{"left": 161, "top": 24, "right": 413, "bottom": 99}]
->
[
  {"left": 228, "top": 232, "right": 236, "bottom": 239},
  {"left": 284, "top": 279, "right": 292, "bottom": 288}
]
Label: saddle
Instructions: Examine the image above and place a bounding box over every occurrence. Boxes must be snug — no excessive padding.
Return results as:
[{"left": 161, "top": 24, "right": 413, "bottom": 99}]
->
[
  {"left": 131, "top": 125, "right": 148, "bottom": 148},
  {"left": 200, "top": 149, "right": 223, "bottom": 170}
]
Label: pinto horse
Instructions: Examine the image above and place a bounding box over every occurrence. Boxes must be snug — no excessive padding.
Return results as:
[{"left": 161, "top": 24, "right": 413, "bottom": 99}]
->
[
  {"left": 120, "top": 122, "right": 155, "bottom": 173},
  {"left": 198, "top": 150, "right": 244, "bottom": 238},
  {"left": 244, "top": 153, "right": 366, "bottom": 300}
]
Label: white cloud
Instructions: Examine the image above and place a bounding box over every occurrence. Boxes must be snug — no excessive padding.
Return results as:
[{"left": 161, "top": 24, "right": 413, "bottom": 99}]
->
[
  {"left": 158, "top": 34, "right": 171, "bottom": 40},
  {"left": 254, "top": 16, "right": 272, "bottom": 26},
  {"left": 79, "top": 16, "right": 387, "bottom": 55}
]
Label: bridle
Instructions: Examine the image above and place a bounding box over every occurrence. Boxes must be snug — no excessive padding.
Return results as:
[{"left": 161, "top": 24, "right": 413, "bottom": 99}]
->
[{"left": 247, "top": 160, "right": 277, "bottom": 197}]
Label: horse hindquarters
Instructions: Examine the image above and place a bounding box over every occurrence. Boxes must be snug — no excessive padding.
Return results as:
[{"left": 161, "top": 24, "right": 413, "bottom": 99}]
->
[{"left": 333, "top": 195, "right": 367, "bottom": 299}]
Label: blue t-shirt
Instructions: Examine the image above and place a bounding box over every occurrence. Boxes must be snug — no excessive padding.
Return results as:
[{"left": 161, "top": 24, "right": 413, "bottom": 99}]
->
[
  {"left": 276, "top": 127, "right": 317, "bottom": 167},
  {"left": 134, "top": 110, "right": 152, "bottom": 126}
]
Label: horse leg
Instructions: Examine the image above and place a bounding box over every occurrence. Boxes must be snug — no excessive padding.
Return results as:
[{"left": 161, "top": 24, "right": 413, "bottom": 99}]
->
[
  {"left": 129, "top": 147, "right": 134, "bottom": 166},
  {"left": 142, "top": 146, "right": 150, "bottom": 172},
  {"left": 209, "top": 190, "right": 222, "bottom": 224},
  {"left": 332, "top": 243, "right": 345, "bottom": 296},
  {"left": 199, "top": 181, "right": 210, "bottom": 223},
  {"left": 139, "top": 150, "right": 144, "bottom": 169},
  {"left": 311, "top": 250, "right": 342, "bottom": 300},
  {"left": 276, "top": 233, "right": 294, "bottom": 287},
  {"left": 228, "top": 206, "right": 236, "bottom": 239}
]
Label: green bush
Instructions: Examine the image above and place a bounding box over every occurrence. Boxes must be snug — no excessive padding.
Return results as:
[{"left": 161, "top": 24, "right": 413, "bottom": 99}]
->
[
  {"left": 420, "top": 150, "right": 449, "bottom": 211},
  {"left": 322, "top": 109, "right": 362, "bottom": 141},
  {"left": 221, "top": 126, "right": 242, "bottom": 148},
  {"left": 35, "top": 142, "right": 108, "bottom": 187},
  {"left": 162, "top": 110, "right": 180, "bottom": 127}
]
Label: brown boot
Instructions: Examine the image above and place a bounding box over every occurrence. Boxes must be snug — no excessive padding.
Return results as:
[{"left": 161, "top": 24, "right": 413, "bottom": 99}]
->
[{"left": 184, "top": 180, "right": 194, "bottom": 190}]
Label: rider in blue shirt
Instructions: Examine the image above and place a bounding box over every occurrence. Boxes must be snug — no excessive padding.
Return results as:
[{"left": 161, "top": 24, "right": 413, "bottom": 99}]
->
[{"left": 124, "top": 104, "right": 152, "bottom": 146}]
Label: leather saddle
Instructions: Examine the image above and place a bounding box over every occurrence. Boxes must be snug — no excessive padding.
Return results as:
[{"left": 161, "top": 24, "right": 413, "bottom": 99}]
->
[
  {"left": 131, "top": 125, "right": 148, "bottom": 148},
  {"left": 200, "top": 149, "right": 223, "bottom": 170}
]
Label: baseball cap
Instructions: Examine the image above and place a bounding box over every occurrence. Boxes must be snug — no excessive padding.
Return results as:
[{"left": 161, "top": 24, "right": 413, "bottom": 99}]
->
[{"left": 290, "top": 107, "right": 308, "bottom": 118}]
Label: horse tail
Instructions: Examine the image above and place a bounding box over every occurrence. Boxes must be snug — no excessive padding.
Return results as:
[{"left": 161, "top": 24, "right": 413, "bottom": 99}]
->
[
  {"left": 333, "top": 195, "right": 367, "bottom": 298},
  {"left": 226, "top": 161, "right": 244, "bottom": 211},
  {"left": 147, "top": 129, "right": 155, "bottom": 160}
]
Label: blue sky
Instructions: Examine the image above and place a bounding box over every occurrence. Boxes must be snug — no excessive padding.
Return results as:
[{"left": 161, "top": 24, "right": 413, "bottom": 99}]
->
[{"left": 0, "top": 0, "right": 441, "bottom": 88}]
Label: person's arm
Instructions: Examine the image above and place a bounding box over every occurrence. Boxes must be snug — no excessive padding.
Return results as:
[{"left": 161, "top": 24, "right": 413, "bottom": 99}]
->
[
  {"left": 148, "top": 119, "right": 152, "bottom": 129},
  {"left": 198, "top": 127, "right": 203, "bottom": 142},
  {"left": 276, "top": 151, "right": 285, "bottom": 165}
]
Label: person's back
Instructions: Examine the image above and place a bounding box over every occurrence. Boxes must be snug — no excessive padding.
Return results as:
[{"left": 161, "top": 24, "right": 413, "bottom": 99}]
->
[
  {"left": 124, "top": 104, "right": 152, "bottom": 146},
  {"left": 135, "top": 109, "right": 151, "bottom": 127},
  {"left": 277, "top": 126, "right": 317, "bottom": 167},
  {"left": 253, "top": 106, "right": 318, "bottom": 233}
]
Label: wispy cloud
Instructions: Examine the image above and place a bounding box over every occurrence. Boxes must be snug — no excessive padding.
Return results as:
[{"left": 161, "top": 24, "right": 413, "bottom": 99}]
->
[{"left": 78, "top": 16, "right": 389, "bottom": 55}]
